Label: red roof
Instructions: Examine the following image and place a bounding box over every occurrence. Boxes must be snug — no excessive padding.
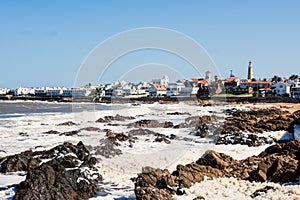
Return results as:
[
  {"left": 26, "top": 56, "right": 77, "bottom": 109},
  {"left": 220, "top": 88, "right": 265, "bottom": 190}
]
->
[
  {"left": 223, "top": 77, "right": 239, "bottom": 82},
  {"left": 190, "top": 78, "right": 208, "bottom": 85},
  {"left": 241, "top": 81, "right": 271, "bottom": 85},
  {"left": 152, "top": 84, "right": 167, "bottom": 91}
]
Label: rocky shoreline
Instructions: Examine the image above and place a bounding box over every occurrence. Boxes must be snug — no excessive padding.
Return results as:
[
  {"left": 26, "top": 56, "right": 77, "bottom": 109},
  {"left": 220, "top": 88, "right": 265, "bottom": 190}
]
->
[
  {"left": 0, "top": 105, "right": 300, "bottom": 199},
  {"left": 134, "top": 140, "right": 300, "bottom": 200},
  {"left": 0, "top": 142, "right": 102, "bottom": 200}
]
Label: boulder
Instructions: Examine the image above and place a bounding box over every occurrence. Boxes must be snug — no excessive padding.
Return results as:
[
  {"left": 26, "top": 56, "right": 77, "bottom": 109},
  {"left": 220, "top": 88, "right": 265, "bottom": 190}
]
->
[{"left": 0, "top": 142, "right": 102, "bottom": 200}]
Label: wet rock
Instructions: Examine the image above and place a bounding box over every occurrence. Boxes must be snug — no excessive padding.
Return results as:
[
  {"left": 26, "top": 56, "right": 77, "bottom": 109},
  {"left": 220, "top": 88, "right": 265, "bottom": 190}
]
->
[
  {"left": 192, "top": 123, "right": 209, "bottom": 138},
  {"left": 60, "top": 130, "right": 79, "bottom": 136},
  {"left": 0, "top": 142, "right": 102, "bottom": 200},
  {"left": 94, "top": 140, "right": 122, "bottom": 158},
  {"left": 216, "top": 133, "right": 275, "bottom": 147},
  {"left": 19, "top": 132, "right": 28, "bottom": 136},
  {"left": 80, "top": 127, "right": 101, "bottom": 132},
  {"left": 57, "top": 121, "right": 78, "bottom": 126},
  {"left": 163, "top": 121, "right": 174, "bottom": 128},
  {"left": 96, "top": 115, "right": 135, "bottom": 123},
  {"left": 128, "top": 128, "right": 159, "bottom": 136},
  {"left": 250, "top": 186, "right": 275, "bottom": 198},
  {"left": 106, "top": 130, "right": 130, "bottom": 144},
  {"left": 44, "top": 130, "right": 60, "bottom": 135},
  {"left": 0, "top": 150, "right": 40, "bottom": 173},
  {"left": 193, "top": 196, "right": 205, "bottom": 200},
  {"left": 167, "top": 112, "right": 191, "bottom": 115},
  {"left": 287, "top": 117, "right": 300, "bottom": 133},
  {"left": 134, "top": 141, "right": 300, "bottom": 199},
  {"left": 135, "top": 168, "right": 176, "bottom": 200},
  {"left": 222, "top": 108, "right": 299, "bottom": 134},
  {"left": 154, "top": 136, "right": 171, "bottom": 144},
  {"left": 128, "top": 119, "right": 173, "bottom": 128}
]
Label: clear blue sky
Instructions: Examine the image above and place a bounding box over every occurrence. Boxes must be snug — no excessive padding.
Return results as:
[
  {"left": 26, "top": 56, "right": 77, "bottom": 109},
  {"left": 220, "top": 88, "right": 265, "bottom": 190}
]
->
[{"left": 1, "top": 0, "right": 300, "bottom": 88}]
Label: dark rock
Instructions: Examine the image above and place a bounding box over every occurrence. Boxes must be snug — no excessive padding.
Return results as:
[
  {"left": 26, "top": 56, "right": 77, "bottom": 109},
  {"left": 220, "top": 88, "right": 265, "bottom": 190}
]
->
[
  {"left": 221, "top": 108, "right": 299, "bottom": 135},
  {"left": 79, "top": 127, "right": 101, "bottom": 132},
  {"left": 57, "top": 121, "right": 78, "bottom": 126},
  {"left": 44, "top": 130, "right": 60, "bottom": 135},
  {"left": 94, "top": 140, "right": 122, "bottom": 158},
  {"left": 60, "top": 130, "right": 79, "bottom": 136},
  {"left": 167, "top": 112, "right": 191, "bottom": 115},
  {"left": 1, "top": 142, "right": 102, "bottom": 200},
  {"left": 216, "top": 132, "right": 275, "bottom": 147},
  {"left": 128, "top": 119, "right": 173, "bottom": 128},
  {"left": 250, "top": 186, "right": 275, "bottom": 198},
  {"left": 0, "top": 150, "right": 40, "bottom": 173},
  {"left": 154, "top": 136, "right": 171, "bottom": 144},
  {"left": 193, "top": 196, "right": 205, "bottom": 200},
  {"left": 19, "top": 132, "right": 28, "bottom": 136},
  {"left": 128, "top": 128, "right": 160, "bottom": 136},
  {"left": 96, "top": 115, "right": 135, "bottom": 123},
  {"left": 134, "top": 141, "right": 300, "bottom": 199}
]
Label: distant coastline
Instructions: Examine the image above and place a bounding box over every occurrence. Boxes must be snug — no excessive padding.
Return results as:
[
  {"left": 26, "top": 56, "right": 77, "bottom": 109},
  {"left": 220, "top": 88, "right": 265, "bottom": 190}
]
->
[{"left": 1, "top": 95, "right": 300, "bottom": 104}]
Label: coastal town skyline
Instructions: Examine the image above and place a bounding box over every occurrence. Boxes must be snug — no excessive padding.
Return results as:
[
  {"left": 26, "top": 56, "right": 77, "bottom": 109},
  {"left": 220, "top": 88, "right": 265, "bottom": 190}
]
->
[{"left": 1, "top": 1, "right": 300, "bottom": 88}]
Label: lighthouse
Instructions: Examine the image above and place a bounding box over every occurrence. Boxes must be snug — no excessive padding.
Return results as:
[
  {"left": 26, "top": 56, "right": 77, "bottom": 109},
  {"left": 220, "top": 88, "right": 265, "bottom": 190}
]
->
[{"left": 247, "top": 61, "right": 253, "bottom": 80}]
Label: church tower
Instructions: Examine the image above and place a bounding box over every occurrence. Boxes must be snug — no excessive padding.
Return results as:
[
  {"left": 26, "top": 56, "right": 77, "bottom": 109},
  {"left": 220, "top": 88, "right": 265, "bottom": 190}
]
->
[{"left": 247, "top": 60, "right": 253, "bottom": 80}]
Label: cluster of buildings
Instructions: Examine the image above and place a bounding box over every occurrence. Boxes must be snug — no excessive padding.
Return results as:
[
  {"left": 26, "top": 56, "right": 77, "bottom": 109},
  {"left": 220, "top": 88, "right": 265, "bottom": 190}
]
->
[
  {"left": 1, "top": 61, "right": 300, "bottom": 99},
  {"left": 96, "top": 74, "right": 210, "bottom": 98},
  {"left": 222, "top": 61, "right": 300, "bottom": 98},
  {"left": 96, "top": 61, "right": 300, "bottom": 99},
  {"left": 0, "top": 87, "right": 93, "bottom": 98}
]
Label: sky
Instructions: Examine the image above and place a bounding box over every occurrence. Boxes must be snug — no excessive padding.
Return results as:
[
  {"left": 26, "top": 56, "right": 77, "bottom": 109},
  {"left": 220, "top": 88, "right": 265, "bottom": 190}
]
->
[{"left": 1, "top": 0, "right": 300, "bottom": 88}]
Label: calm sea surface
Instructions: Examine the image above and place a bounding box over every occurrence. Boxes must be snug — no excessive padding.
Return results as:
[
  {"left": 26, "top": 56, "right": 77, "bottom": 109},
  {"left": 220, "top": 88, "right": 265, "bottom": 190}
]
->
[{"left": 0, "top": 101, "right": 118, "bottom": 118}]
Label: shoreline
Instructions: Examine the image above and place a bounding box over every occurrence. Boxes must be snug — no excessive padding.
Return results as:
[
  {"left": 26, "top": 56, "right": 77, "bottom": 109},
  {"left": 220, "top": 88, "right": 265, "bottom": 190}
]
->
[{"left": 1, "top": 95, "right": 300, "bottom": 103}]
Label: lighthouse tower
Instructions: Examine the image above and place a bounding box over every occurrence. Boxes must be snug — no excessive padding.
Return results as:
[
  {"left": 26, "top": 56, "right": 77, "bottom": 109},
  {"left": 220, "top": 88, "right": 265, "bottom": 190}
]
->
[
  {"left": 205, "top": 70, "right": 211, "bottom": 80},
  {"left": 247, "top": 61, "right": 253, "bottom": 80}
]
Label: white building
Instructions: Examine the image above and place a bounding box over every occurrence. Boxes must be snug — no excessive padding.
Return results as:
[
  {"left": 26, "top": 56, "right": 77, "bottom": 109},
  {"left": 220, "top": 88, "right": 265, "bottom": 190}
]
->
[
  {"left": 149, "top": 84, "right": 167, "bottom": 97},
  {"left": 167, "top": 82, "right": 185, "bottom": 96},
  {"left": 0, "top": 88, "right": 10, "bottom": 95},
  {"left": 152, "top": 75, "right": 169, "bottom": 87},
  {"left": 14, "top": 87, "right": 35, "bottom": 96},
  {"left": 112, "top": 88, "right": 124, "bottom": 97},
  {"left": 62, "top": 88, "right": 90, "bottom": 97},
  {"left": 271, "top": 82, "right": 291, "bottom": 96},
  {"left": 46, "top": 88, "right": 63, "bottom": 97},
  {"left": 179, "top": 87, "right": 199, "bottom": 97},
  {"left": 291, "top": 79, "right": 300, "bottom": 98}
]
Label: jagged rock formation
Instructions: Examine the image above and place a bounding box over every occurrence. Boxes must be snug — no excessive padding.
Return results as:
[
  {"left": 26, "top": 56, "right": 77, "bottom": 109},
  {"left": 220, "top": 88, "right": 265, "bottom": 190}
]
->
[
  {"left": 0, "top": 142, "right": 102, "bottom": 200},
  {"left": 221, "top": 108, "right": 300, "bottom": 134},
  {"left": 134, "top": 141, "right": 300, "bottom": 199}
]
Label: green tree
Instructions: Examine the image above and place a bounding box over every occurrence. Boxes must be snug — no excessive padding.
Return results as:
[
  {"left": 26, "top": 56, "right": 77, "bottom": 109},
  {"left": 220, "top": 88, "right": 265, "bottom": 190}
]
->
[
  {"left": 289, "top": 74, "right": 299, "bottom": 80},
  {"left": 271, "top": 75, "right": 282, "bottom": 83}
]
